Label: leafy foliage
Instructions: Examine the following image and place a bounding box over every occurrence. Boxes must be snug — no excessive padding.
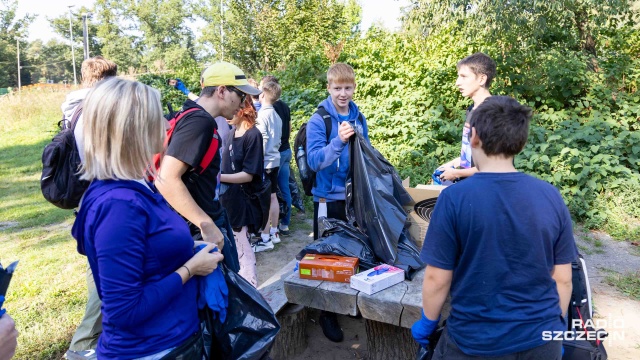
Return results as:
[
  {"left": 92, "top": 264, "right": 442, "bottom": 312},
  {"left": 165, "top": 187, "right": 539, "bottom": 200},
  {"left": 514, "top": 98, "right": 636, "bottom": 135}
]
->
[
  {"left": 197, "top": 0, "right": 361, "bottom": 74},
  {"left": 274, "top": 3, "right": 640, "bottom": 240}
]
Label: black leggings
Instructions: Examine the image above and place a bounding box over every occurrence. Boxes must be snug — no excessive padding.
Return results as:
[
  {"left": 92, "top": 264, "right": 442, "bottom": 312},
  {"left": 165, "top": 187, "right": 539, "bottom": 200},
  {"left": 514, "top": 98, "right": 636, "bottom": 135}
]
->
[{"left": 313, "top": 200, "right": 347, "bottom": 240}]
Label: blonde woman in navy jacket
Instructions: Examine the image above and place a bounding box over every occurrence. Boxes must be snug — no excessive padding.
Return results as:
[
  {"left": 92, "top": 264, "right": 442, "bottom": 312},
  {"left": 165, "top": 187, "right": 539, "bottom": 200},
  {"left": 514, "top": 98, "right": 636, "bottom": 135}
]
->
[{"left": 72, "top": 78, "right": 223, "bottom": 359}]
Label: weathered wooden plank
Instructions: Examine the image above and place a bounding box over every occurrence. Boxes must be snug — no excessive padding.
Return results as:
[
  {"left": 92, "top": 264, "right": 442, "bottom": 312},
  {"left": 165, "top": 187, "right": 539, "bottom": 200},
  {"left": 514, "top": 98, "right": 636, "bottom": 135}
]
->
[
  {"left": 283, "top": 271, "right": 322, "bottom": 308},
  {"left": 357, "top": 282, "right": 408, "bottom": 326},
  {"left": 313, "top": 280, "right": 359, "bottom": 316},
  {"left": 400, "top": 268, "right": 451, "bottom": 328},
  {"left": 258, "top": 259, "right": 298, "bottom": 314},
  {"left": 400, "top": 268, "right": 425, "bottom": 328}
]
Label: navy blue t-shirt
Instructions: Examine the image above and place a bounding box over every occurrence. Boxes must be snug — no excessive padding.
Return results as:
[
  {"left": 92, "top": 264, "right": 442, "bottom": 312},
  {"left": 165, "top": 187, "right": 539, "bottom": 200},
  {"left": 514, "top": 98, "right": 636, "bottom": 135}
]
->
[{"left": 420, "top": 172, "right": 577, "bottom": 356}]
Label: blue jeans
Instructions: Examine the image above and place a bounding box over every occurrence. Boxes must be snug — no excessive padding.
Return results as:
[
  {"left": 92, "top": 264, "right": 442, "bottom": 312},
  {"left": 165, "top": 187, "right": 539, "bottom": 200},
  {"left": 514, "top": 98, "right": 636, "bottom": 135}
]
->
[{"left": 278, "top": 148, "right": 292, "bottom": 226}]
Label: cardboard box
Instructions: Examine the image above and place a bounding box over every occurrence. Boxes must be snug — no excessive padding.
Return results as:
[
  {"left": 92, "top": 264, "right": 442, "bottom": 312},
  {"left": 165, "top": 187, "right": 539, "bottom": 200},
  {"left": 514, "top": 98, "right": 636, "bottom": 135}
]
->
[
  {"left": 402, "top": 178, "right": 446, "bottom": 248},
  {"left": 298, "top": 255, "right": 359, "bottom": 283},
  {"left": 350, "top": 264, "right": 405, "bottom": 295}
]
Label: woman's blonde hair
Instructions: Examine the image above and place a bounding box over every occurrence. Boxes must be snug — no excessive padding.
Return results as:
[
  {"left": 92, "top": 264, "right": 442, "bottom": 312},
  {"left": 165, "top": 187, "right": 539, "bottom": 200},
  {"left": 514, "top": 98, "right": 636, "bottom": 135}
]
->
[{"left": 81, "top": 78, "right": 165, "bottom": 181}]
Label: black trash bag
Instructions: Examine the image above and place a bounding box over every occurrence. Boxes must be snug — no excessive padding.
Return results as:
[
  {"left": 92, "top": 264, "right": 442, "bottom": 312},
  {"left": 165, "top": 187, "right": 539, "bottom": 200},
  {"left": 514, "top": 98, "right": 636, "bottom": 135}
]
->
[
  {"left": 395, "top": 228, "right": 426, "bottom": 280},
  {"left": 296, "top": 218, "right": 380, "bottom": 270},
  {"left": 415, "top": 323, "right": 446, "bottom": 360},
  {"left": 275, "top": 188, "right": 289, "bottom": 221},
  {"left": 346, "top": 127, "right": 412, "bottom": 264},
  {"left": 204, "top": 264, "right": 280, "bottom": 360},
  {"left": 289, "top": 172, "right": 305, "bottom": 213}
]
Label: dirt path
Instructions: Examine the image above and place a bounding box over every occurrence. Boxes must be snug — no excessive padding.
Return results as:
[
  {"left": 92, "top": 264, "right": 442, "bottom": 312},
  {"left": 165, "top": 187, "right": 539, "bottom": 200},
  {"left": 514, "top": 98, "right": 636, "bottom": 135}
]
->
[
  {"left": 256, "top": 222, "right": 640, "bottom": 359},
  {"left": 575, "top": 230, "right": 640, "bottom": 360}
]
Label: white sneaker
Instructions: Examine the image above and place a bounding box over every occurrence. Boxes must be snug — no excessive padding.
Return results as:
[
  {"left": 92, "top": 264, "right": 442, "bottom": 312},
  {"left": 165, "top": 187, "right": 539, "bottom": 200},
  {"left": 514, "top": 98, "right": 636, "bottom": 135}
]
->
[
  {"left": 252, "top": 240, "right": 275, "bottom": 253},
  {"left": 270, "top": 232, "right": 281, "bottom": 244}
]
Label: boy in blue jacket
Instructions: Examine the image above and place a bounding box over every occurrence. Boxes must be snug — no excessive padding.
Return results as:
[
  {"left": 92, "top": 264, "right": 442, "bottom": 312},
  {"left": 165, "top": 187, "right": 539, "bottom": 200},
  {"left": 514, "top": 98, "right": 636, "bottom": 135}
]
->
[{"left": 306, "top": 62, "right": 369, "bottom": 342}]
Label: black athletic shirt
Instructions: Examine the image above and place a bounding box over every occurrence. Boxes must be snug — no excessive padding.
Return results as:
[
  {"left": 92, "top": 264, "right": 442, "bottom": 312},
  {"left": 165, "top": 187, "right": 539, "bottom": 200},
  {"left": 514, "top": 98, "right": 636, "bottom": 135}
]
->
[
  {"left": 274, "top": 99, "right": 291, "bottom": 152},
  {"left": 220, "top": 126, "right": 264, "bottom": 229},
  {"left": 165, "top": 100, "right": 222, "bottom": 219}
]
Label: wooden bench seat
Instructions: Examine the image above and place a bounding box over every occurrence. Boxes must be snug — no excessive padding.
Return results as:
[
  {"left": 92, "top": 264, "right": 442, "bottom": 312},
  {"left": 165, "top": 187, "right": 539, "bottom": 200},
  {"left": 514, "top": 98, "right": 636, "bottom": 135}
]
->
[{"left": 283, "top": 267, "right": 450, "bottom": 360}]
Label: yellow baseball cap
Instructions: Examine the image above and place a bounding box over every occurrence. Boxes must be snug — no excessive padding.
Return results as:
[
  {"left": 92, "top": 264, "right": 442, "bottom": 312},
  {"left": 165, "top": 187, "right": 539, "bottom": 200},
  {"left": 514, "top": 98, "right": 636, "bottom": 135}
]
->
[{"left": 201, "top": 61, "right": 261, "bottom": 95}]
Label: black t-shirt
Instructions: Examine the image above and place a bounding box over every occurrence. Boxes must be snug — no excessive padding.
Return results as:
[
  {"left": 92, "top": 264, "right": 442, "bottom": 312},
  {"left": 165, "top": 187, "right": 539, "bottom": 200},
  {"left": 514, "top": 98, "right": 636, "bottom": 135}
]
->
[
  {"left": 274, "top": 100, "right": 291, "bottom": 152},
  {"left": 220, "top": 126, "right": 264, "bottom": 229},
  {"left": 165, "top": 100, "right": 222, "bottom": 219}
]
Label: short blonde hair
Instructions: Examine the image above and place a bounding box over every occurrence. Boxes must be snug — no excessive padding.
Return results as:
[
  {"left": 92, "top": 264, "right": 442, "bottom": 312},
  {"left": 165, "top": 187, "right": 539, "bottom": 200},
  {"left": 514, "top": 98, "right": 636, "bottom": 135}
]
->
[
  {"left": 81, "top": 78, "right": 165, "bottom": 181},
  {"left": 261, "top": 81, "right": 281, "bottom": 103},
  {"left": 327, "top": 63, "right": 355, "bottom": 86},
  {"left": 81, "top": 56, "right": 118, "bottom": 87}
]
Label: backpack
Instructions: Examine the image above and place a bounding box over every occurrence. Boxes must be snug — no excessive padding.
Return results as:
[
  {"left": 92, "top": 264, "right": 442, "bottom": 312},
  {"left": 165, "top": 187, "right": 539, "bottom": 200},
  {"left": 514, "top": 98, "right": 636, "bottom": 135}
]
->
[
  {"left": 563, "top": 254, "right": 608, "bottom": 360},
  {"left": 41, "top": 104, "right": 89, "bottom": 210},
  {"left": 293, "top": 107, "right": 332, "bottom": 196},
  {"left": 149, "top": 107, "right": 219, "bottom": 180}
]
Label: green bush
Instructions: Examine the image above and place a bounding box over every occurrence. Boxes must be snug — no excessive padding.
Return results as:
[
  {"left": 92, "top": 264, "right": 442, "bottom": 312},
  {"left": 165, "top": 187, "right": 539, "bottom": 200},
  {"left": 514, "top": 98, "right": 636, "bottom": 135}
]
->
[{"left": 272, "top": 24, "right": 640, "bottom": 240}]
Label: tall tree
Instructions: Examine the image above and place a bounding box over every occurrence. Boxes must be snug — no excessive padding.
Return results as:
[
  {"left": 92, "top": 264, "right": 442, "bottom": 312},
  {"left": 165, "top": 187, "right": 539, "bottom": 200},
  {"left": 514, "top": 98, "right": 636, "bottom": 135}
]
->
[
  {"left": 49, "top": 6, "right": 102, "bottom": 60},
  {"left": 93, "top": 0, "right": 142, "bottom": 73},
  {"left": 124, "top": 0, "right": 198, "bottom": 71},
  {"left": 0, "top": 0, "right": 35, "bottom": 87},
  {"left": 197, "top": 0, "right": 361, "bottom": 74}
]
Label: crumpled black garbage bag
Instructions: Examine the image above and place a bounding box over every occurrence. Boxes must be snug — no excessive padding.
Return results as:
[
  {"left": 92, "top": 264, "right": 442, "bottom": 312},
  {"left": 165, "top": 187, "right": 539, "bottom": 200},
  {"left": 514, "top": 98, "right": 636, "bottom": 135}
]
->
[
  {"left": 396, "top": 229, "right": 425, "bottom": 280},
  {"left": 204, "top": 263, "right": 280, "bottom": 360},
  {"left": 290, "top": 172, "right": 305, "bottom": 213},
  {"left": 346, "top": 128, "right": 414, "bottom": 264},
  {"left": 276, "top": 188, "right": 290, "bottom": 222},
  {"left": 296, "top": 218, "right": 380, "bottom": 270},
  {"left": 415, "top": 321, "right": 446, "bottom": 360}
]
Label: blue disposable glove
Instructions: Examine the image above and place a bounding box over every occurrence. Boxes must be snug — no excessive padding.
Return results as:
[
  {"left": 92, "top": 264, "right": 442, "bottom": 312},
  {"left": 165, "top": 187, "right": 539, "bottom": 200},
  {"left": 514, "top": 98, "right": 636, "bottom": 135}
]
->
[
  {"left": 174, "top": 78, "right": 190, "bottom": 96},
  {"left": 0, "top": 295, "right": 5, "bottom": 317},
  {"left": 411, "top": 311, "right": 440, "bottom": 348}
]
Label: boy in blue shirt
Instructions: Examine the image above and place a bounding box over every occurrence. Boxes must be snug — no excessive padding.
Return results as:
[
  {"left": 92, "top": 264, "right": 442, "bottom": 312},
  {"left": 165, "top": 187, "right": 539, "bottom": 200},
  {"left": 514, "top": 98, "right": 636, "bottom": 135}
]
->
[
  {"left": 306, "top": 62, "right": 369, "bottom": 342},
  {"left": 412, "top": 96, "right": 577, "bottom": 359}
]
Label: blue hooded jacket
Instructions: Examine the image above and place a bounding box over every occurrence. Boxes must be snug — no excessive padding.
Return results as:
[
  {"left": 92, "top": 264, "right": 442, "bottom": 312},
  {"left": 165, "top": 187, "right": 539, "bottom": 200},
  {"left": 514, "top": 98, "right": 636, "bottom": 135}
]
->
[{"left": 306, "top": 96, "right": 369, "bottom": 202}]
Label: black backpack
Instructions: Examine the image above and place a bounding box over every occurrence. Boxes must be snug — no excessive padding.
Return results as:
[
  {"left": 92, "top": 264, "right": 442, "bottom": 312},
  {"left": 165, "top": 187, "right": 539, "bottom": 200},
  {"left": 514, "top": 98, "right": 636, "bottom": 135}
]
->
[
  {"left": 293, "top": 107, "right": 333, "bottom": 196},
  {"left": 41, "top": 104, "right": 90, "bottom": 209},
  {"left": 563, "top": 254, "right": 608, "bottom": 360}
]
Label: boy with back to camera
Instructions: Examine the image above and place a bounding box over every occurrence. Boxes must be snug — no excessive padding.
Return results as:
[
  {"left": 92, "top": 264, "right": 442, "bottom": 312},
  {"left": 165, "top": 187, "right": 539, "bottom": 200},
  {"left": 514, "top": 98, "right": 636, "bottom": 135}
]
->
[
  {"left": 412, "top": 96, "right": 577, "bottom": 359},
  {"left": 436, "top": 52, "right": 495, "bottom": 183},
  {"left": 252, "top": 80, "right": 283, "bottom": 252},
  {"left": 306, "top": 62, "right": 369, "bottom": 342}
]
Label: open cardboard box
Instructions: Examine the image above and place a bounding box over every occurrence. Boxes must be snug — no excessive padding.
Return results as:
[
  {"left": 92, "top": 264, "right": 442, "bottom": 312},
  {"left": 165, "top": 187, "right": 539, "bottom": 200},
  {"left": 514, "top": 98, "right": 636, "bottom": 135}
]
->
[{"left": 402, "top": 178, "right": 446, "bottom": 248}]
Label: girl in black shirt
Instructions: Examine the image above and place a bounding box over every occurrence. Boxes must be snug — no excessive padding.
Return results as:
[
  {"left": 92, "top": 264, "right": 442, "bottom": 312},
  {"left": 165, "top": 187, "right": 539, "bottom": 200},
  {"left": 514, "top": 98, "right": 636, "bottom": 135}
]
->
[{"left": 220, "top": 99, "right": 264, "bottom": 287}]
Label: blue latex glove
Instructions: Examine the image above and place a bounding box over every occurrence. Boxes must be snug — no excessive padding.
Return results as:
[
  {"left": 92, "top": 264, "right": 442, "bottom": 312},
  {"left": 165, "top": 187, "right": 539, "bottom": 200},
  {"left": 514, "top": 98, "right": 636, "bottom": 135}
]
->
[
  {"left": 411, "top": 311, "right": 440, "bottom": 348},
  {"left": 0, "top": 295, "right": 5, "bottom": 317},
  {"left": 195, "top": 245, "right": 229, "bottom": 323},
  {"left": 174, "top": 78, "right": 190, "bottom": 96}
]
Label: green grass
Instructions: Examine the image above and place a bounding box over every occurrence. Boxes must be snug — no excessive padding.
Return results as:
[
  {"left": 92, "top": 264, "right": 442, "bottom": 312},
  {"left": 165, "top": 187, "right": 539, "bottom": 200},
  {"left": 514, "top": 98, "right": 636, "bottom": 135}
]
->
[
  {"left": 1, "top": 89, "right": 87, "bottom": 359},
  {"left": 605, "top": 271, "right": 640, "bottom": 300}
]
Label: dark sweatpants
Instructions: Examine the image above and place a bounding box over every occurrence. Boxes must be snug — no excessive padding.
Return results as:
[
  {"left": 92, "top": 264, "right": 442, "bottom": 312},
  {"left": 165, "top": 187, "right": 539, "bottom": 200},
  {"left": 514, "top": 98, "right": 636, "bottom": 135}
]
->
[{"left": 432, "top": 328, "right": 562, "bottom": 360}]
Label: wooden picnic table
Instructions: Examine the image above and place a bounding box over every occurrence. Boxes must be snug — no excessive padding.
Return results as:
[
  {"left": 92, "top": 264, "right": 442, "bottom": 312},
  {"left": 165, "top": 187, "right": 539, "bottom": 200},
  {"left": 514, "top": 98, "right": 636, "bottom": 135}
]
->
[{"left": 283, "top": 267, "right": 451, "bottom": 360}]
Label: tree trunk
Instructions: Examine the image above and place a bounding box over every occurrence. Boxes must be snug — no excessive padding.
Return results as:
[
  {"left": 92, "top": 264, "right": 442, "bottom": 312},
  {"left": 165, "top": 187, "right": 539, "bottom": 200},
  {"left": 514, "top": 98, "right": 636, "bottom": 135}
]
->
[
  {"left": 365, "top": 320, "right": 419, "bottom": 360},
  {"left": 270, "top": 304, "right": 308, "bottom": 360}
]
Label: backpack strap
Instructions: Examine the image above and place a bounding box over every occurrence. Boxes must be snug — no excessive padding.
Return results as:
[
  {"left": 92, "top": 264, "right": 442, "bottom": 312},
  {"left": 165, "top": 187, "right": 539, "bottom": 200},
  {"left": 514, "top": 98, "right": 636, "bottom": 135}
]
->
[
  {"left": 163, "top": 107, "right": 201, "bottom": 148},
  {"left": 197, "top": 125, "right": 219, "bottom": 174},
  {"left": 316, "top": 106, "right": 332, "bottom": 142},
  {"left": 69, "top": 103, "right": 84, "bottom": 132}
]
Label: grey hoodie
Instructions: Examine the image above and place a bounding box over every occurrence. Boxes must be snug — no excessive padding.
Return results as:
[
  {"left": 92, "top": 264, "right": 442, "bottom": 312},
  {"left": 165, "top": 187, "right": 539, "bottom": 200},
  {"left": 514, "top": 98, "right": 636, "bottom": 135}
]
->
[
  {"left": 256, "top": 105, "right": 282, "bottom": 169},
  {"left": 61, "top": 88, "right": 91, "bottom": 162}
]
